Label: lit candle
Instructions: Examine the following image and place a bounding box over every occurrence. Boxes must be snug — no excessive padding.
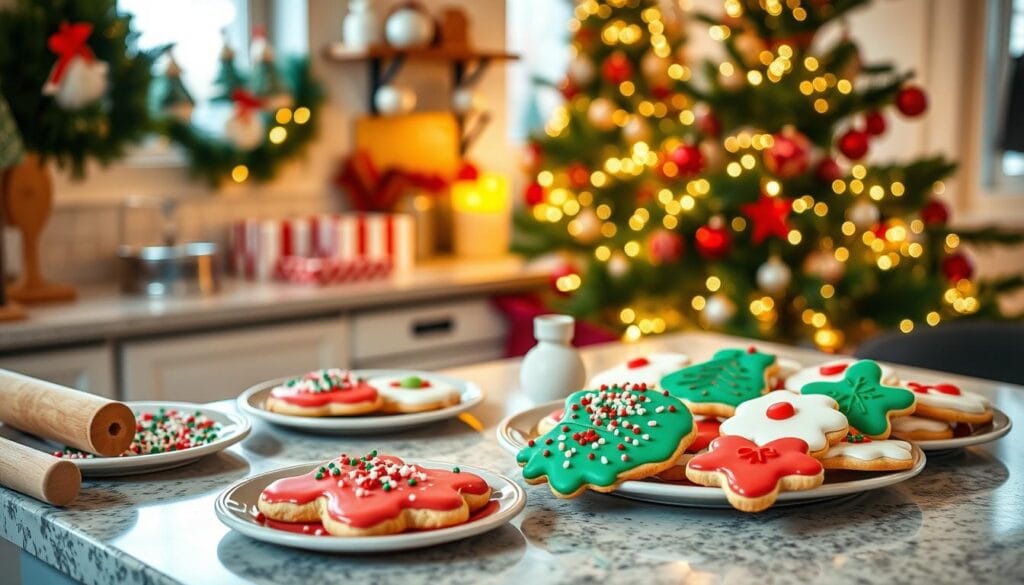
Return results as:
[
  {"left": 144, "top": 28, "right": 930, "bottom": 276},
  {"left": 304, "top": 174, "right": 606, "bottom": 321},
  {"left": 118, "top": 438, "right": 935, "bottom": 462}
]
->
[{"left": 451, "top": 173, "right": 510, "bottom": 258}]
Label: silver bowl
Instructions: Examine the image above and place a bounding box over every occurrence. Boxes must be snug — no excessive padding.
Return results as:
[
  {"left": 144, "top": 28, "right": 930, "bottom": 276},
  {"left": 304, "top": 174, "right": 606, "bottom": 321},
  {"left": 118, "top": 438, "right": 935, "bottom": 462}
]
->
[{"left": 117, "top": 242, "right": 221, "bottom": 297}]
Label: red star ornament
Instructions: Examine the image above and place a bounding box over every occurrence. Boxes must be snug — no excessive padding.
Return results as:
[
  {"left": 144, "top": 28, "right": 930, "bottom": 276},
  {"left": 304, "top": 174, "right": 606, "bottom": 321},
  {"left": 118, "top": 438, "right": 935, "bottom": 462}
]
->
[{"left": 741, "top": 195, "right": 793, "bottom": 245}]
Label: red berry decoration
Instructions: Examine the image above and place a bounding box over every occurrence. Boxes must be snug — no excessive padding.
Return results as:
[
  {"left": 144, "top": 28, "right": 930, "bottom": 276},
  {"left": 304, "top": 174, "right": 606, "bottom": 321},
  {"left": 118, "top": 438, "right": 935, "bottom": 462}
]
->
[
  {"left": 942, "top": 253, "right": 974, "bottom": 282},
  {"left": 896, "top": 85, "right": 928, "bottom": 117},
  {"left": 669, "top": 144, "right": 705, "bottom": 177},
  {"left": 864, "top": 111, "right": 887, "bottom": 136},
  {"left": 647, "top": 229, "right": 685, "bottom": 264},
  {"left": 764, "top": 128, "right": 810, "bottom": 178},
  {"left": 921, "top": 198, "right": 950, "bottom": 226},
  {"left": 602, "top": 51, "right": 633, "bottom": 85},
  {"left": 524, "top": 182, "right": 545, "bottom": 206},
  {"left": 838, "top": 129, "right": 870, "bottom": 160},
  {"left": 566, "top": 162, "right": 590, "bottom": 189},
  {"left": 695, "top": 218, "right": 732, "bottom": 260},
  {"left": 815, "top": 157, "right": 842, "bottom": 183}
]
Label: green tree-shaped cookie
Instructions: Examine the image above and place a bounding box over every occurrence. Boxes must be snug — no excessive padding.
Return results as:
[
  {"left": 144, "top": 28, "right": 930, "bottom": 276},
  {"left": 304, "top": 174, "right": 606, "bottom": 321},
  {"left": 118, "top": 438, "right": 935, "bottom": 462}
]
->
[
  {"left": 517, "top": 385, "right": 694, "bottom": 497},
  {"left": 800, "top": 360, "right": 915, "bottom": 438},
  {"left": 659, "top": 348, "right": 776, "bottom": 408}
]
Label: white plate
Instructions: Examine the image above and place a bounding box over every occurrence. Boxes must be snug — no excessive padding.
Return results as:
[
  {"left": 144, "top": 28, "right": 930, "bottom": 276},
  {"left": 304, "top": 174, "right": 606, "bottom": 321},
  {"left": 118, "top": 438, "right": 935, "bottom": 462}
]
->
[
  {"left": 498, "top": 401, "right": 926, "bottom": 509},
  {"left": 909, "top": 408, "right": 1012, "bottom": 453},
  {"left": 0, "top": 401, "right": 250, "bottom": 477},
  {"left": 237, "top": 370, "right": 483, "bottom": 434},
  {"left": 214, "top": 459, "right": 526, "bottom": 553}
]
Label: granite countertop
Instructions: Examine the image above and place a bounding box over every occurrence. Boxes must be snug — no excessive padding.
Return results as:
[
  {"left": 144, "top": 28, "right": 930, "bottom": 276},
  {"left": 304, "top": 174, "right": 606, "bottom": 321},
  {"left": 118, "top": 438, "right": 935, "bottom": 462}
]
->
[
  {"left": 1, "top": 332, "right": 1021, "bottom": 585},
  {"left": 0, "top": 256, "right": 547, "bottom": 352}
]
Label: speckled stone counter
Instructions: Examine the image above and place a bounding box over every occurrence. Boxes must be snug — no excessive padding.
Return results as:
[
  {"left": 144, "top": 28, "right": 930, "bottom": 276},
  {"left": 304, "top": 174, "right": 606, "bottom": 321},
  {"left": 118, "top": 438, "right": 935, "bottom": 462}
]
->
[{"left": 1, "top": 333, "right": 1021, "bottom": 585}]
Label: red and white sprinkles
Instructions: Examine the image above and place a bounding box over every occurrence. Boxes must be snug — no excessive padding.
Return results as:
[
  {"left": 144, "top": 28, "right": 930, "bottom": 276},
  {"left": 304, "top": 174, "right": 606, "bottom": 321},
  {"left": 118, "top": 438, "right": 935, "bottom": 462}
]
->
[
  {"left": 321, "top": 451, "right": 431, "bottom": 498},
  {"left": 281, "top": 368, "right": 362, "bottom": 394},
  {"left": 53, "top": 408, "right": 221, "bottom": 459}
]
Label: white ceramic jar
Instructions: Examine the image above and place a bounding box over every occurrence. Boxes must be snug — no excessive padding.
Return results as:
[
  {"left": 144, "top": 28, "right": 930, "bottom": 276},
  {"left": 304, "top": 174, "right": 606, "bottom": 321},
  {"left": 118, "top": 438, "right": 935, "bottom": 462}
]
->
[
  {"left": 342, "top": 0, "right": 380, "bottom": 51},
  {"left": 519, "top": 315, "right": 587, "bottom": 404}
]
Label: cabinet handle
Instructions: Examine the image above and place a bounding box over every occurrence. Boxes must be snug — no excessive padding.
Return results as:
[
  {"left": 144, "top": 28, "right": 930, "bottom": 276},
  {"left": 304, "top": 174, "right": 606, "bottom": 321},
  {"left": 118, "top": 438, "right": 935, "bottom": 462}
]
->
[{"left": 411, "top": 317, "right": 454, "bottom": 337}]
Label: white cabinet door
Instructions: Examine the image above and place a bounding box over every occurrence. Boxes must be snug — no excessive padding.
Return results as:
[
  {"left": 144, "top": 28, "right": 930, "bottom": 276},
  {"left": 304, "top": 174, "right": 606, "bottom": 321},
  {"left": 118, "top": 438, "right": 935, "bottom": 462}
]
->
[
  {"left": 121, "top": 317, "right": 349, "bottom": 402},
  {"left": 0, "top": 345, "right": 115, "bottom": 398}
]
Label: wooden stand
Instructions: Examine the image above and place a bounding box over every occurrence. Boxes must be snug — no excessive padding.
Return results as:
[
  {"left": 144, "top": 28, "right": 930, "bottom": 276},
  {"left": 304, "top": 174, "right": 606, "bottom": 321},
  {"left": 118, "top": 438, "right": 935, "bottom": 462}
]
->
[{"left": 2, "top": 153, "right": 76, "bottom": 304}]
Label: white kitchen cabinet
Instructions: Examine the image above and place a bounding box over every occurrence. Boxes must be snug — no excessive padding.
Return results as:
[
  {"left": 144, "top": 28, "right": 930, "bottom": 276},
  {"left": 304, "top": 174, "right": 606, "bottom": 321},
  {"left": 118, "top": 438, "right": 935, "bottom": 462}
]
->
[
  {"left": 120, "top": 317, "right": 349, "bottom": 401},
  {"left": 0, "top": 345, "right": 115, "bottom": 398}
]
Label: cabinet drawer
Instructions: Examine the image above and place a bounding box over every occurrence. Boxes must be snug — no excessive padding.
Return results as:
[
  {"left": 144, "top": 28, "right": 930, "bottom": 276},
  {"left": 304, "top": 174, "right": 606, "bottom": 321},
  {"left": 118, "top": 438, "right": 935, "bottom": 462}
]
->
[
  {"left": 121, "top": 317, "right": 349, "bottom": 402},
  {"left": 351, "top": 298, "right": 506, "bottom": 362}
]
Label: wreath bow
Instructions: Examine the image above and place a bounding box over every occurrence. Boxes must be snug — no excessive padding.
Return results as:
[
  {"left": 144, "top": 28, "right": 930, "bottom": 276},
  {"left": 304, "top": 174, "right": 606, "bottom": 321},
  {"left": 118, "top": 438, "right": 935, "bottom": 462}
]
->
[{"left": 44, "top": 22, "right": 96, "bottom": 91}]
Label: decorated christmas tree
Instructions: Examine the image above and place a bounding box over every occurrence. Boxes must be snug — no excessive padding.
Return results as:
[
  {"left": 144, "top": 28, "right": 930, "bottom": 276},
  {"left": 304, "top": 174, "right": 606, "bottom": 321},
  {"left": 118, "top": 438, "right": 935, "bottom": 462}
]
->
[
  {"left": 514, "top": 0, "right": 1023, "bottom": 352},
  {"left": 212, "top": 32, "right": 246, "bottom": 102}
]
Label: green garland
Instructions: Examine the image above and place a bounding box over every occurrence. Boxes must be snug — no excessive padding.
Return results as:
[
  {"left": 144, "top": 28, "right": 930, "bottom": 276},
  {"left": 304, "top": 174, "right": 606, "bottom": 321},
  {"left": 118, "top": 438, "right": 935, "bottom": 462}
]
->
[
  {"left": 0, "top": 0, "right": 156, "bottom": 177},
  {"left": 157, "top": 58, "right": 324, "bottom": 187}
]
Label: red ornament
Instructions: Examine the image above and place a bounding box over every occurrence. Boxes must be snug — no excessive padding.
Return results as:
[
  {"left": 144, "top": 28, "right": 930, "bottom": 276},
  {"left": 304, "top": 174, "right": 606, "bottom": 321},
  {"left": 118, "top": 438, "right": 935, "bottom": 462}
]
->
[
  {"left": 524, "top": 182, "right": 545, "bottom": 206},
  {"left": 647, "top": 229, "right": 685, "bottom": 264},
  {"left": 651, "top": 85, "right": 672, "bottom": 101},
  {"left": 942, "top": 253, "right": 974, "bottom": 282},
  {"left": 741, "top": 194, "right": 793, "bottom": 245},
  {"left": 695, "top": 218, "right": 732, "bottom": 259},
  {"left": 699, "top": 110, "right": 722, "bottom": 138},
  {"left": 549, "top": 263, "right": 580, "bottom": 296},
  {"left": 815, "top": 157, "right": 842, "bottom": 183},
  {"left": 896, "top": 85, "right": 928, "bottom": 117},
  {"left": 764, "top": 128, "right": 810, "bottom": 179},
  {"left": 602, "top": 51, "right": 633, "bottom": 85},
  {"left": 864, "top": 111, "right": 887, "bottom": 136},
  {"left": 566, "top": 162, "right": 590, "bottom": 189},
  {"left": 669, "top": 144, "right": 705, "bottom": 178},
  {"left": 837, "top": 129, "right": 870, "bottom": 160},
  {"left": 921, "top": 198, "right": 950, "bottom": 226}
]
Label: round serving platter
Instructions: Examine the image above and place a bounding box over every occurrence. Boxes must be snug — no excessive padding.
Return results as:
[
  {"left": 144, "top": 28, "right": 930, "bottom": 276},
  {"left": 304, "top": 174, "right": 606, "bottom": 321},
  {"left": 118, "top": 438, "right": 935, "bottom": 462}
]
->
[
  {"left": 237, "top": 370, "right": 484, "bottom": 434},
  {"left": 0, "top": 401, "right": 251, "bottom": 477},
  {"left": 497, "top": 400, "right": 927, "bottom": 509},
  {"left": 909, "top": 408, "right": 1012, "bottom": 454},
  {"left": 214, "top": 459, "right": 526, "bottom": 553}
]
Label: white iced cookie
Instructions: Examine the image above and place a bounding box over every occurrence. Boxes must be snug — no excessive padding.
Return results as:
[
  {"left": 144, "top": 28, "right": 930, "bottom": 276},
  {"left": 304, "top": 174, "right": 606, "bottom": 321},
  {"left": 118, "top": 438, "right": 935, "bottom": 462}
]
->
[
  {"left": 588, "top": 353, "right": 690, "bottom": 389},
  {"left": 719, "top": 391, "right": 849, "bottom": 458},
  {"left": 769, "top": 358, "right": 804, "bottom": 390},
  {"left": 784, "top": 358, "right": 898, "bottom": 393},
  {"left": 902, "top": 380, "right": 993, "bottom": 424},
  {"left": 820, "top": 436, "right": 914, "bottom": 471},
  {"left": 367, "top": 374, "right": 461, "bottom": 414},
  {"left": 890, "top": 415, "right": 953, "bottom": 441}
]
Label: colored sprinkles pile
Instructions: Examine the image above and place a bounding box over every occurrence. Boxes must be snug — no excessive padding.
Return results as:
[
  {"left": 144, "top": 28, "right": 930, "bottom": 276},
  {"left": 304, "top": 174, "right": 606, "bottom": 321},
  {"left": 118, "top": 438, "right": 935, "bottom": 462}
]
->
[
  {"left": 321, "top": 451, "right": 432, "bottom": 498},
  {"left": 284, "top": 368, "right": 363, "bottom": 394},
  {"left": 53, "top": 408, "right": 221, "bottom": 459}
]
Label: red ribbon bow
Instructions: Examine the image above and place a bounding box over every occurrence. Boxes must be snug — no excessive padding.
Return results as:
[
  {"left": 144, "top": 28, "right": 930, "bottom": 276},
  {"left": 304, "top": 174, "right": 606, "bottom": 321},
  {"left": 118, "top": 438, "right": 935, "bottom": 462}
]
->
[
  {"left": 334, "top": 150, "right": 450, "bottom": 212},
  {"left": 737, "top": 446, "right": 780, "bottom": 464},
  {"left": 231, "top": 89, "right": 264, "bottom": 118},
  {"left": 46, "top": 22, "right": 96, "bottom": 86}
]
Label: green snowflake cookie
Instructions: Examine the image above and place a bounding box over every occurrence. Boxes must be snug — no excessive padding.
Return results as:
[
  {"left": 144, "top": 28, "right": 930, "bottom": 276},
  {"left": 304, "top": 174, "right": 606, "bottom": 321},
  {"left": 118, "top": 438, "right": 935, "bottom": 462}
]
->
[
  {"left": 517, "top": 384, "right": 695, "bottom": 497},
  {"left": 800, "top": 360, "right": 916, "bottom": 439},
  {"left": 659, "top": 348, "right": 776, "bottom": 415}
]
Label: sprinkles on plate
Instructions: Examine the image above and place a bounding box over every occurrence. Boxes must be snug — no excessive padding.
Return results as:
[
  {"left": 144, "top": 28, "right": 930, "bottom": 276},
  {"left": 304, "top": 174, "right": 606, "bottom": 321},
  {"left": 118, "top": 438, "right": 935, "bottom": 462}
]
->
[{"left": 53, "top": 408, "right": 222, "bottom": 459}]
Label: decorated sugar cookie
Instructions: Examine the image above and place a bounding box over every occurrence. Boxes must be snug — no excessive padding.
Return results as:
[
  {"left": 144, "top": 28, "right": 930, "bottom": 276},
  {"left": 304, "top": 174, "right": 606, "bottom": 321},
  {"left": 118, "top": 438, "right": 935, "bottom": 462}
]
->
[
  {"left": 799, "top": 360, "right": 916, "bottom": 439},
  {"left": 536, "top": 408, "right": 563, "bottom": 435},
  {"left": 660, "top": 347, "right": 778, "bottom": 417},
  {"left": 890, "top": 415, "right": 953, "bottom": 441},
  {"left": 517, "top": 384, "right": 696, "bottom": 498},
  {"left": 718, "top": 392, "right": 849, "bottom": 458},
  {"left": 266, "top": 369, "right": 382, "bottom": 416},
  {"left": 588, "top": 353, "right": 690, "bottom": 389},
  {"left": 769, "top": 358, "right": 804, "bottom": 390},
  {"left": 258, "top": 451, "right": 491, "bottom": 536},
  {"left": 685, "top": 436, "right": 824, "bottom": 512},
  {"left": 658, "top": 417, "right": 722, "bottom": 481},
  {"left": 784, "top": 358, "right": 898, "bottom": 393},
  {"left": 367, "top": 374, "right": 462, "bottom": 414},
  {"left": 902, "top": 380, "right": 993, "bottom": 425},
  {"left": 819, "top": 433, "right": 915, "bottom": 471}
]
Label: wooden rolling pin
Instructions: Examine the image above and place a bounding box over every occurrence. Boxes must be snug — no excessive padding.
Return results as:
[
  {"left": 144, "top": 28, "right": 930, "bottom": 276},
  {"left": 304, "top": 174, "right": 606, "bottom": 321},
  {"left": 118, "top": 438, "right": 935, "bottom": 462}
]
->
[
  {"left": 0, "top": 436, "right": 80, "bottom": 505},
  {"left": 0, "top": 370, "right": 135, "bottom": 456}
]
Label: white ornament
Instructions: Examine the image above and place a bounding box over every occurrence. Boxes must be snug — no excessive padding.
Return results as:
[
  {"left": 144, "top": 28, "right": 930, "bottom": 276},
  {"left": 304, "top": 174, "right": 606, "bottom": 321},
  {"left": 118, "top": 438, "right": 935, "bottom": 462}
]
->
[
  {"left": 572, "top": 208, "right": 601, "bottom": 244},
  {"left": 224, "top": 112, "right": 265, "bottom": 151},
  {"left": 847, "top": 199, "right": 880, "bottom": 229},
  {"left": 803, "top": 249, "right": 845, "bottom": 284},
  {"left": 607, "top": 252, "right": 630, "bottom": 278},
  {"left": 342, "top": 0, "right": 380, "bottom": 50},
  {"left": 567, "top": 54, "right": 595, "bottom": 85},
  {"left": 703, "top": 293, "right": 736, "bottom": 327},
  {"left": 587, "top": 97, "right": 616, "bottom": 131},
  {"left": 43, "top": 56, "right": 109, "bottom": 110},
  {"left": 374, "top": 84, "right": 417, "bottom": 115},
  {"left": 622, "top": 116, "right": 651, "bottom": 144},
  {"left": 384, "top": 6, "right": 435, "bottom": 49},
  {"left": 451, "top": 87, "right": 482, "bottom": 114},
  {"left": 756, "top": 256, "right": 792, "bottom": 295}
]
